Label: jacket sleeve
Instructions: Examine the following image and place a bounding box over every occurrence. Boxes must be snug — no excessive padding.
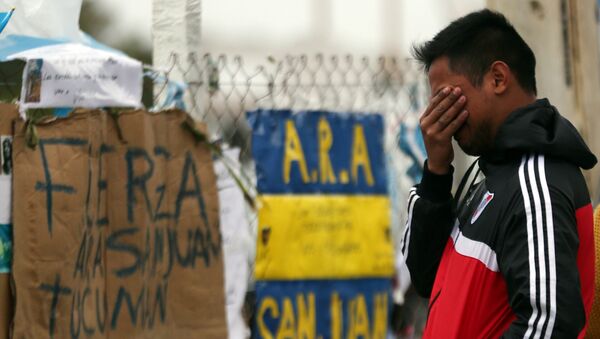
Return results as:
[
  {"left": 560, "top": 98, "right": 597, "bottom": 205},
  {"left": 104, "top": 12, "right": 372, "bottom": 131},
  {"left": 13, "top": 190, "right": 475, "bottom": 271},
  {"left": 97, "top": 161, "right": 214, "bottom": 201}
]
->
[
  {"left": 401, "top": 162, "right": 455, "bottom": 298},
  {"left": 500, "top": 162, "right": 586, "bottom": 338}
]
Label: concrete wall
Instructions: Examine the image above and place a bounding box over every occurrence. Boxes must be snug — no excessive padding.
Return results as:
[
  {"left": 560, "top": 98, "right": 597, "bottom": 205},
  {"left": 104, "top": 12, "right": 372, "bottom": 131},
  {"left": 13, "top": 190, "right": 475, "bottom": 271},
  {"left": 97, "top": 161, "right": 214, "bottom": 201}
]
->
[{"left": 488, "top": 0, "right": 600, "bottom": 200}]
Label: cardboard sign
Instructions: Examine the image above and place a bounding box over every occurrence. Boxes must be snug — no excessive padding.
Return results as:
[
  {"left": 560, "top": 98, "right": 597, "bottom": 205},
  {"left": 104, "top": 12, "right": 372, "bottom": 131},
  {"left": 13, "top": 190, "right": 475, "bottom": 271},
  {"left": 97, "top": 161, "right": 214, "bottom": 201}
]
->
[
  {"left": 248, "top": 110, "right": 393, "bottom": 339},
  {"left": 11, "top": 109, "right": 227, "bottom": 338}
]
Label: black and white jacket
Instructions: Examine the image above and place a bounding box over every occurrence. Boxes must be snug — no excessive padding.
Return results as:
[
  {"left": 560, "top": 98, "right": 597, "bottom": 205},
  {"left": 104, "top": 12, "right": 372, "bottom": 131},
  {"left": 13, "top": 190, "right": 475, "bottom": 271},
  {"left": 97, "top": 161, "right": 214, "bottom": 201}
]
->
[{"left": 402, "top": 99, "right": 596, "bottom": 338}]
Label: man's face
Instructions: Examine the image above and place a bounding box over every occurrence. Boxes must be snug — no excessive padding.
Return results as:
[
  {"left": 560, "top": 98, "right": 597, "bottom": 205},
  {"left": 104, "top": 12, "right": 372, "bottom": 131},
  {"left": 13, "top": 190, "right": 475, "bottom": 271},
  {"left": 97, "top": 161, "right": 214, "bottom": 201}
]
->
[{"left": 427, "top": 57, "right": 494, "bottom": 156}]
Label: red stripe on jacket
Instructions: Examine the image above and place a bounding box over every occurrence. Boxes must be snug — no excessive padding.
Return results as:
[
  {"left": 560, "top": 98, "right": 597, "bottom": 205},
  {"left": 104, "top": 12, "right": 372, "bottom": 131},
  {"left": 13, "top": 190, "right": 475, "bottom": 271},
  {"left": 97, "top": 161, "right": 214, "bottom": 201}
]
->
[{"left": 576, "top": 203, "right": 594, "bottom": 339}]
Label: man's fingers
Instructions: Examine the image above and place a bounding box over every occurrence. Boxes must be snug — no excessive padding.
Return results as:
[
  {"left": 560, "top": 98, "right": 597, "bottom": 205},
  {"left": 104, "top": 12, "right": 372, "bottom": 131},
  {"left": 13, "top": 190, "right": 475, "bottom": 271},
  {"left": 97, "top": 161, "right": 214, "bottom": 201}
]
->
[
  {"left": 440, "top": 110, "right": 469, "bottom": 138},
  {"left": 421, "top": 87, "right": 462, "bottom": 127},
  {"left": 421, "top": 87, "right": 451, "bottom": 120},
  {"left": 436, "top": 95, "right": 466, "bottom": 128},
  {"left": 433, "top": 87, "right": 462, "bottom": 116},
  {"left": 421, "top": 87, "right": 462, "bottom": 130}
]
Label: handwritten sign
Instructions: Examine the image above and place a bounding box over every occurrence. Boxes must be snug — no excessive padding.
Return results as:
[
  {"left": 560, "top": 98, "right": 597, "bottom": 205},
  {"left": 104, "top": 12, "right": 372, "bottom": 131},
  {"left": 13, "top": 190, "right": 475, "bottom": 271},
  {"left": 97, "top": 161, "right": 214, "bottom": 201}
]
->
[
  {"left": 9, "top": 44, "right": 142, "bottom": 115},
  {"left": 248, "top": 110, "right": 393, "bottom": 338},
  {"left": 11, "top": 109, "right": 227, "bottom": 338}
]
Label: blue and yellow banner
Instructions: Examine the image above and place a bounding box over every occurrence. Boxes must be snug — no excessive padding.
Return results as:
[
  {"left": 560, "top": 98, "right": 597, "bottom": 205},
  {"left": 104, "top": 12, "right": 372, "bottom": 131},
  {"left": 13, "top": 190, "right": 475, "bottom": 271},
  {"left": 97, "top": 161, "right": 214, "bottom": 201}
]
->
[
  {"left": 248, "top": 110, "right": 387, "bottom": 195},
  {"left": 255, "top": 195, "right": 393, "bottom": 280},
  {"left": 248, "top": 110, "right": 393, "bottom": 338},
  {"left": 255, "top": 279, "right": 391, "bottom": 339}
]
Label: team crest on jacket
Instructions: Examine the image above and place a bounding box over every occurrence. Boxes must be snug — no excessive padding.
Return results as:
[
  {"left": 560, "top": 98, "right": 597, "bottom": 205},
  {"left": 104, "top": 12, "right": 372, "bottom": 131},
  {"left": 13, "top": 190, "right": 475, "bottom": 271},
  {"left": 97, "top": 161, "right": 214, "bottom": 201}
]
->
[{"left": 471, "top": 191, "right": 494, "bottom": 224}]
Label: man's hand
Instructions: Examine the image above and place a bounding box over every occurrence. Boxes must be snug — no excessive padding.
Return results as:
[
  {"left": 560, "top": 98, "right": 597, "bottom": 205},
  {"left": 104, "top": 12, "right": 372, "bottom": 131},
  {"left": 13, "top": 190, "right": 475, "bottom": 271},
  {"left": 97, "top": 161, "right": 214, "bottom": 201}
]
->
[{"left": 420, "top": 86, "right": 468, "bottom": 175}]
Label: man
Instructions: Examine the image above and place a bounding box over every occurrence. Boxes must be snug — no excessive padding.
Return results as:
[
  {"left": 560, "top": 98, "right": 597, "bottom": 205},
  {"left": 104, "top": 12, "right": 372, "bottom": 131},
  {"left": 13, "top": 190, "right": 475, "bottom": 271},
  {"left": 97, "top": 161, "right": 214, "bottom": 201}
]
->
[{"left": 401, "top": 9, "right": 596, "bottom": 338}]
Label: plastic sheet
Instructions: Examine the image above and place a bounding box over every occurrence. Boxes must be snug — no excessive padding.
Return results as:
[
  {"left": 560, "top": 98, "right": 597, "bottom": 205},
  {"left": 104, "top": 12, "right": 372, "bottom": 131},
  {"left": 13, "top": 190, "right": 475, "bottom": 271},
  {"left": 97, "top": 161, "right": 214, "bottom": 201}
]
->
[{"left": 0, "top": 0, "right": 83, "bottom": 41}]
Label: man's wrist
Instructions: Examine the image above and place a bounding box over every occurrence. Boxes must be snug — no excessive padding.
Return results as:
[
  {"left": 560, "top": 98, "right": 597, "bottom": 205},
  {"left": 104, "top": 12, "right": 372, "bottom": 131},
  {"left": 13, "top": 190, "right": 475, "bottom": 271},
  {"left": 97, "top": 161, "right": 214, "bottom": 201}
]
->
[
  {"left": 418, "top": 160, "right": 454, "bottom": 202},
  {"left": 426, "top": 160, "right": 451, "bottom": 175}
]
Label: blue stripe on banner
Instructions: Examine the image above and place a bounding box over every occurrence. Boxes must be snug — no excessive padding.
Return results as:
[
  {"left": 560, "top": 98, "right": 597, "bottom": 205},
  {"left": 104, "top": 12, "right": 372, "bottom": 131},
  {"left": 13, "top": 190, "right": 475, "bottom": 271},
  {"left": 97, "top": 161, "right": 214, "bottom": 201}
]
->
[
  {"left": 0, "top": 224, "right": 12, "bottom": 273},
  {"left": 254, "top": 278, "right": 391, "bottom": 338},
  {"left": 247, "top": 110, "right": 387, "bottom": 195}
]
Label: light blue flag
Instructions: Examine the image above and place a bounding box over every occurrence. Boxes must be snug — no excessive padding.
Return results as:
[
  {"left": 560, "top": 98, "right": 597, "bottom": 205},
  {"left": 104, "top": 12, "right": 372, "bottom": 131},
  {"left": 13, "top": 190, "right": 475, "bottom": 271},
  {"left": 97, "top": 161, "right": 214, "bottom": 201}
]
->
[
  {"left": 398, "top": 122, "right": 427, "bottom": 184},
  {"left": 0, "top": 8, "right": 15, "bottom": 34}
]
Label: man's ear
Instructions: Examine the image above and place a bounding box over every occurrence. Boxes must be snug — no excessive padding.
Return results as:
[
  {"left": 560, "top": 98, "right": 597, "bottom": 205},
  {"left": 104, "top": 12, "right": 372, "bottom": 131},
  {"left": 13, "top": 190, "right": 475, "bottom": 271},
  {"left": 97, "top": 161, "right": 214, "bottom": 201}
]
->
[{"left": 489, "top": 61, "right": 510, "bottom": 95}]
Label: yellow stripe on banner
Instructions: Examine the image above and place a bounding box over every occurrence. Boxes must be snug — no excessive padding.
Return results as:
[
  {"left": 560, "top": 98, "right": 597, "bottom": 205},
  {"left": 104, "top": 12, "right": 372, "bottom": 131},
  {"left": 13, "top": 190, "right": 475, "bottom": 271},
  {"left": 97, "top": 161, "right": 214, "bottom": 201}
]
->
[{"left": 255, "top": 195, "right": 394, "bottom": 280}]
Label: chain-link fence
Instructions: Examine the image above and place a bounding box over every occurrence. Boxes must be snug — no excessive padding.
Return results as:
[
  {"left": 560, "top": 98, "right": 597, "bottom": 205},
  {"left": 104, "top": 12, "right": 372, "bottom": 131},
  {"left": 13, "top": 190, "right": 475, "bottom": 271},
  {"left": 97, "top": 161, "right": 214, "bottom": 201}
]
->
[
  {"left": 150, "top": 52, "right": 430, "bottom": 249},
  {"left": 151, "top": 53, "right": 427, "bottom": 149}
]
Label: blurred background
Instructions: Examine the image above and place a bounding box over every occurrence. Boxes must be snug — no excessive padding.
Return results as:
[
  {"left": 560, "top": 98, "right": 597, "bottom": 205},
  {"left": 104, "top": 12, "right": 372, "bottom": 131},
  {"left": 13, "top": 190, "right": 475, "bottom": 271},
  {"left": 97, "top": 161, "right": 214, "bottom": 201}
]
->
[
  {"left": 0, "top": 1, "right": 598, "bottom": 338},
  {"left": 80, "top": 0, "right": 151, "bottom": 64},
  {"left": 81, "top": 0, "right": 486, "bottom": 63},
  {"left": 74, "top": 0, "right": 600, "bottom": 337},
  {"left": 80, "top": 0, "right": 600, "bottom": 196}
]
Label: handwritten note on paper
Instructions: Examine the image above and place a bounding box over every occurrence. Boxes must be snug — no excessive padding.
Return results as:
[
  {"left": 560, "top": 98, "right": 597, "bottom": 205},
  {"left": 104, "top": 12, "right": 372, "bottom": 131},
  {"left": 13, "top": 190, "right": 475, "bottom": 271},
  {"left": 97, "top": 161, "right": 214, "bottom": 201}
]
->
[{"left": 9, "top": 44, "right": 142, "bottom": 116}]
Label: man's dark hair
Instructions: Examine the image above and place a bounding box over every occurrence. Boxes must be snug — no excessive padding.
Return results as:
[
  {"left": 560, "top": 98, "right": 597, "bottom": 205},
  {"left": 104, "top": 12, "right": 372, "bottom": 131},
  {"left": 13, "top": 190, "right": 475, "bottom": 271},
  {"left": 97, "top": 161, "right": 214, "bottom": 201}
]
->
[{"left": 413, "top": 9, "right": 537, "bottom": 94}]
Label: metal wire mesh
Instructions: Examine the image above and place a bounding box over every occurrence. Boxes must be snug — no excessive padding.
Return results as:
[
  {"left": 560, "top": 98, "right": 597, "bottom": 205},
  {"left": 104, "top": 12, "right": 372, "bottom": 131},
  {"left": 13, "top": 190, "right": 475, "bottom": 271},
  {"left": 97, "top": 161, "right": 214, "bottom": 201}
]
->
[
  {"left": 152, "top": 52, "right": 430, "bottom": 250},
  {"left": 152, "top": 53, "right": 428, "bottom": 148}
]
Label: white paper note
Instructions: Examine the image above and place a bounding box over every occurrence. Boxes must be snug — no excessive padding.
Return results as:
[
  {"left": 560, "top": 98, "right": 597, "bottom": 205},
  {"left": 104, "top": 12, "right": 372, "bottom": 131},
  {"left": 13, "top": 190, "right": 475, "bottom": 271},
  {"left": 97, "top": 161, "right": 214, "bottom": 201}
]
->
[{"left": 9, "top": 43, "right": 142, "bottom": 117}]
